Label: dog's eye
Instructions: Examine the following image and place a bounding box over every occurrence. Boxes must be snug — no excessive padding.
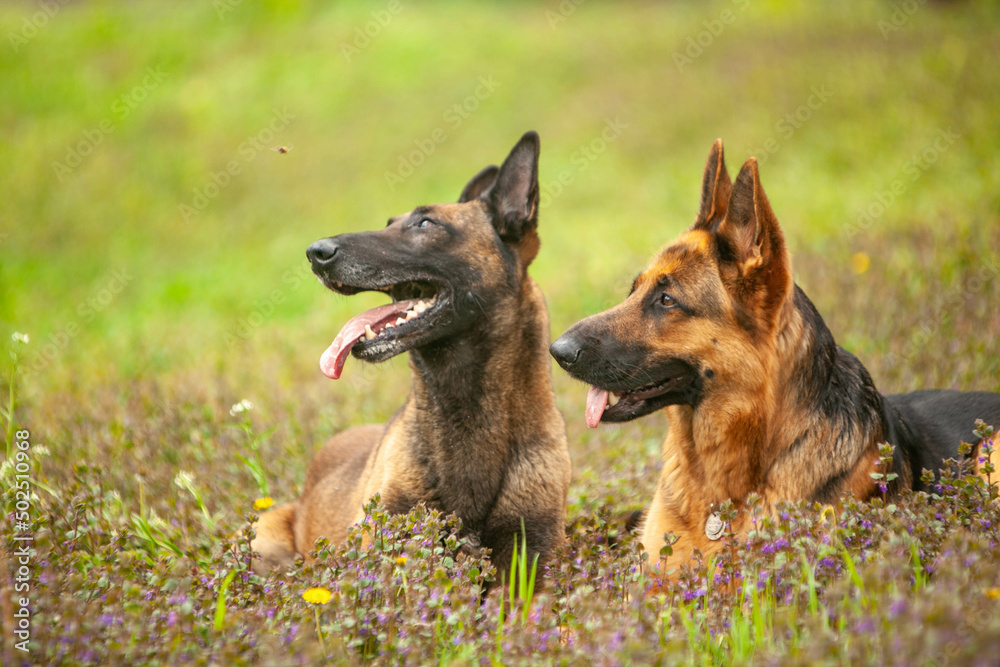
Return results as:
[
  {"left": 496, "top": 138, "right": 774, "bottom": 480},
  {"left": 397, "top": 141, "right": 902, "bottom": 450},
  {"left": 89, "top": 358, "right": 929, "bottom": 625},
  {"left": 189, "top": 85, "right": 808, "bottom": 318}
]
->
[
  {"left": 416, "top": 218, "right": 435, "bottom": 228},
  {"left": 660, "top": 293, "right": 677, "bottom": 309}
]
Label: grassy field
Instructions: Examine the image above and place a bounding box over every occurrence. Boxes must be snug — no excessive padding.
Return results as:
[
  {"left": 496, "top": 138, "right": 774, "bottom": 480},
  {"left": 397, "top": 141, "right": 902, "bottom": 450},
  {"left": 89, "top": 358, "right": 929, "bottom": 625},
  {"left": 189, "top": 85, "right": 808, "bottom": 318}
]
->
[{"left": 2, "top": 0, "right": 1000, "bottom": 663}]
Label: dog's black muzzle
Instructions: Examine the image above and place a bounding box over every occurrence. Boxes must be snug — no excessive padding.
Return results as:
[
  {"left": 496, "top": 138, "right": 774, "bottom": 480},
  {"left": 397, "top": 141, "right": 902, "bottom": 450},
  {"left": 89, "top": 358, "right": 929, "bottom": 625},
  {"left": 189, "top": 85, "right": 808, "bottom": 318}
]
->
[{"left": 306, "top": 238, "right": 340, "bottom": 271}]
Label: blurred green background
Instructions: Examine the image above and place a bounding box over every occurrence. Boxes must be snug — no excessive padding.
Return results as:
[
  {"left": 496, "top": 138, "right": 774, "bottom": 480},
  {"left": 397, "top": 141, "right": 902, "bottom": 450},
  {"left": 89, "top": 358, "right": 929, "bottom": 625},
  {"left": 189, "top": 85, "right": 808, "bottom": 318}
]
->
[{"left": 2, "top": 0, "right": 998, "bottom": 447}]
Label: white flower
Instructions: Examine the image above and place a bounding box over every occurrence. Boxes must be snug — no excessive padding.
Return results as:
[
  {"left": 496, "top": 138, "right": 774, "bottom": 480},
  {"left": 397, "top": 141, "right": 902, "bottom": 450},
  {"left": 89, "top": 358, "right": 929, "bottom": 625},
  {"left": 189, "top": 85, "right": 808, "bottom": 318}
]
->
[
  {"left": 229, "top": 399, "right": 254, "bottom": 416},
  {"left": 173, "top": 470, "right": 195, "bottom": 490},
  {"left": 11, "top": 332, "right": 29, "bottom": 344}
]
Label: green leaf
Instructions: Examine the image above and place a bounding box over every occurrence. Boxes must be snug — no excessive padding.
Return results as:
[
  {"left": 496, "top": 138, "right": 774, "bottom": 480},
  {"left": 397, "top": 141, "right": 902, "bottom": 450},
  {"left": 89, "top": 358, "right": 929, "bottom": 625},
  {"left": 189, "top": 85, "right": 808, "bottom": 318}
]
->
[{"left": 214, "top": 570, "right": 237, "bottom": 632}]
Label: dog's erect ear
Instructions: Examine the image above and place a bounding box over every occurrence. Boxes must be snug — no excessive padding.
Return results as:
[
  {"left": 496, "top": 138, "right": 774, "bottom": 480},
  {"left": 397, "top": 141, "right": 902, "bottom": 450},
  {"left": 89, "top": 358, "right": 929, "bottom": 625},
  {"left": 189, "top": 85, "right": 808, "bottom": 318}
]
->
[
  {"left": 489, "top": 131, "right": 540, "bottom": 243},
  {"left": 690, "top": 138, "right": 732, "bottom": 232},
  {"left": 458, "top": 165, "right": 499, "bottom": 203},
  {"left": 715, "top": 158, "right": 792, "bottom": 329}
]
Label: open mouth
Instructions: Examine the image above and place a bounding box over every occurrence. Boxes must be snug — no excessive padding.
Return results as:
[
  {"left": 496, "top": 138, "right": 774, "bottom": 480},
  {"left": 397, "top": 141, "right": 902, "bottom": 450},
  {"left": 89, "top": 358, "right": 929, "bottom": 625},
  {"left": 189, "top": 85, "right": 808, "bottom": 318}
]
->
[
  {"left": 584, "top": 370, "right": 697, "bottom": 428},
  {"left": 318, "top": 280, "right": 446, "bottom": 379}
]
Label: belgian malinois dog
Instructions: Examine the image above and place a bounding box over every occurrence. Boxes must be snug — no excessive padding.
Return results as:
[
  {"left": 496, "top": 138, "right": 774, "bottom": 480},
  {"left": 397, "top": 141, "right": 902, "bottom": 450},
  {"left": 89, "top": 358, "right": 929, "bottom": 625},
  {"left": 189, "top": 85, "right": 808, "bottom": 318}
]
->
[
  {"left": 550, "top": 139, "right": 1000, "bottom": 570},
  {"left": 253, "top": 132, "right": 571, "bottom": 581}
]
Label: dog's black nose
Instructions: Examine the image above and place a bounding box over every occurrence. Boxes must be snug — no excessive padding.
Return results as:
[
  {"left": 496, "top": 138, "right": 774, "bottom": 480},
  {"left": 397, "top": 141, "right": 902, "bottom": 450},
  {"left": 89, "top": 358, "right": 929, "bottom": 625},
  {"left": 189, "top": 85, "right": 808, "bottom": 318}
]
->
[
  {"left": 306, "top": 238, "right": 339, "bottom": 267},
  {"left": 550, "top": 334, "right": 582, "bottom": 369}
]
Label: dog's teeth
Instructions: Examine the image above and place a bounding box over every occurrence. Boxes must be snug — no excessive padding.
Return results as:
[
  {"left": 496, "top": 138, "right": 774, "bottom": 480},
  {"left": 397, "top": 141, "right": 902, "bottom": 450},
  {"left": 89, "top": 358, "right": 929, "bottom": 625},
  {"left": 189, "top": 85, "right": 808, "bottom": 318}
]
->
[
  {"left": 395, "top": 317, "right": 406, "bottom": 325},
  {"left": 365, "top": 324, "right": 376, "bottom": 339},
  {"left": 414, "top": 302, "right": 427, "bottom": 314},
  {"left": 405, "top": 310, "right": 417, "bottom": 320},
  {"left": 385, "top": 322, "right": 394, "bottom": 329}
]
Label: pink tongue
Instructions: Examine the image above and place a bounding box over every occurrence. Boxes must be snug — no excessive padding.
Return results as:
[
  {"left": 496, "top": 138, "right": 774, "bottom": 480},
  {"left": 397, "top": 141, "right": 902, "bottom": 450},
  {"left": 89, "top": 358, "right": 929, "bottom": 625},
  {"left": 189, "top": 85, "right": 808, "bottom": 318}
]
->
[
  {"left": 585, "top": 386, "right": 610, "bottom": 429},
  {"left": 319, "top": 298, "right": 421, "bottom": 379}
]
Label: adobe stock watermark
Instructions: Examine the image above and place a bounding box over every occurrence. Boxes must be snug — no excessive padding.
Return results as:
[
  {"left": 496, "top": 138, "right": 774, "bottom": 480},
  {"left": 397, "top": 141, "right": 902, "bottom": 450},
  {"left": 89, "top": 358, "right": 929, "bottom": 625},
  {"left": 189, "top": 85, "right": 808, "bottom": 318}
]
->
[
  {"left": 7, "top": 0, "right": 71, "bottom": 53},
  {"left": 21, "top": 268, "right": 134, "bottom": 378},
  {"left": 746, "top": 83, "right": 833, "bottom": 166},
  {"left": 214, "top": 0, "right": 243, "bottom": 19},
  {"left": 546, "top": 0, "right": 587, "bottom": 29},
  {"left": 8, "top": 429, "right": 35, "bottom": 653},
  {"left": 341, "top": 0, "right": 405, "bottom": 62},
  {"left": 223, "top": 262, "right": 312, "bottom": 349},
  {"left": 843, "top": 127, "right": 959, "bottom": 241},
  {"left": 673, "top": 0, "right": 751, "bottom": 73},
  {"left": 883, "top": 256, "right": 999, "bottom": 370},
  {"left": 179, "top": 107, "right": 295, "bottom": 222},
  {"left": 926, "top": 586, "right": 1000, "bottom": 666},
  {"left": 878, "top": 0, "right": 927, "bottom": 39},
  {"left": 538, "top": 117, "right": 628, "bottom": 209},
  {"left": 383, "top": 76, "right": 501, "bottom": 192},
  {"left": 51, "top": 66, "right": 169, "bottom": 182}
]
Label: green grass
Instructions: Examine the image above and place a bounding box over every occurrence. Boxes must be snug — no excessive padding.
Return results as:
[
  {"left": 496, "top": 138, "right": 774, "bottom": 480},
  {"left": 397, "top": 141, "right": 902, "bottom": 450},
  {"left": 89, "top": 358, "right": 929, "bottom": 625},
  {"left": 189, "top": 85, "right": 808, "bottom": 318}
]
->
[{"left": 2, "top": 0, "right": 1000, "bottom": 663}]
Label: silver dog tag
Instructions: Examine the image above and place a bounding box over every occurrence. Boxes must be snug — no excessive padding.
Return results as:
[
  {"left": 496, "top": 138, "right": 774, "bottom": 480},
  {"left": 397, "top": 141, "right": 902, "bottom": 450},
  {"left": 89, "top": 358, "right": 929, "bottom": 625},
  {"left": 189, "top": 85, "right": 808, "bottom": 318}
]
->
[{"left": 705, "top": 512, "right": 724, "bottom": 541}]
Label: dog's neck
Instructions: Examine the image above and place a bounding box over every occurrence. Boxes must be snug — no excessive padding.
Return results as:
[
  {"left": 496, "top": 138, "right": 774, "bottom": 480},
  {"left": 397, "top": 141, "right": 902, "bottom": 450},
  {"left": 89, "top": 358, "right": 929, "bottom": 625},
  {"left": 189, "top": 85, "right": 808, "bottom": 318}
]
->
[
  {"left": 401, "top": 276, "right": 560, "bottom": 523},
  {"left": 669, "top": 286, "right": 886, "bottom": 512}
]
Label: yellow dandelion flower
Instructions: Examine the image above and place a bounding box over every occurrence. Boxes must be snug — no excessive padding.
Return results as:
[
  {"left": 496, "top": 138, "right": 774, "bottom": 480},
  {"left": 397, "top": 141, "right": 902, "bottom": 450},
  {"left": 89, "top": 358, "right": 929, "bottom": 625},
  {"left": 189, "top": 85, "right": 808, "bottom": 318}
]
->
[
  {"left": 302, "top": 587, "right": 333, "bottom": 605},
  {"left": 395, "top": 555, "right": 407, "bottom": 565},
  {"left": 253, "top": 497, "right": 275, "bottom": 511},
  {"left": 986, "top": 587, "right": 1000, "bottom": 600},
  {"left": 850, "top": 251, "right": 870, "bottom": 275},
  {"left": 819, "top": 505, "right": 836, "bottom": 524}
]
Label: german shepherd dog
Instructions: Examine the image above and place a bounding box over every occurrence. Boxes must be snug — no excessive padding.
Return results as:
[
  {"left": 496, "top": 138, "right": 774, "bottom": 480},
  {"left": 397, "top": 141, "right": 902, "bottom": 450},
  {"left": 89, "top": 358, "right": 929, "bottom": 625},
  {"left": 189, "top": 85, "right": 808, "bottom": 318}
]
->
[
  {"left": 253, "top": 132, "right": 571, "bottom": 581},
  {"left": 550, "top": 139, "right": 1000, "bottom": 570}
]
